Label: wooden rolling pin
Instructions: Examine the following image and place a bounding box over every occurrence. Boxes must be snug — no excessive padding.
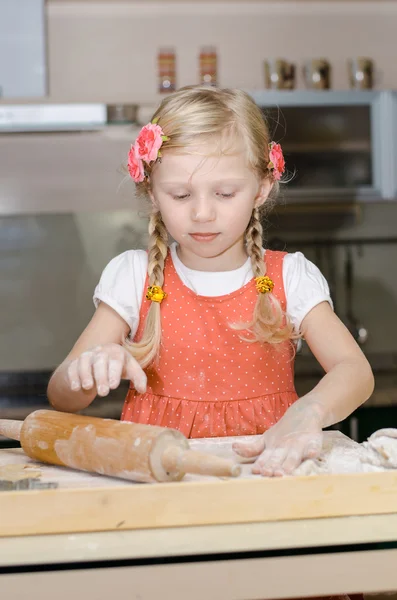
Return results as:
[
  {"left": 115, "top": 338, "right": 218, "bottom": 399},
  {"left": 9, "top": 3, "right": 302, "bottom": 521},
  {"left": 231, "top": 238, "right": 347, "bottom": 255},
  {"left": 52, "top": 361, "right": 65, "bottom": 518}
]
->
[{"left": 0, "top": 410, "right": 241, "bottom": 483}]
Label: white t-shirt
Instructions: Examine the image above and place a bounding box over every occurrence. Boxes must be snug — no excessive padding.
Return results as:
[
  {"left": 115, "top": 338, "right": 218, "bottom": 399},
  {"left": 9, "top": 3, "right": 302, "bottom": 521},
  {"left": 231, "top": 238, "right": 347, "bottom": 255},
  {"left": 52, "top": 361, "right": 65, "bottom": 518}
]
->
[{"left": 93, "top": 242, "right": 332, "bottom": 336}]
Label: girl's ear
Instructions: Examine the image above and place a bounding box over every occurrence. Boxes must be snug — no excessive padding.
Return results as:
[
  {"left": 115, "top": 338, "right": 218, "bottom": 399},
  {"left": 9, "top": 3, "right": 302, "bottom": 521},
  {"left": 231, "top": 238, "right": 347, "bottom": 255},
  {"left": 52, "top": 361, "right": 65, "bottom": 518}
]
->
[{"left": 255, "top": 178, "right": 273, "bottom": 208}]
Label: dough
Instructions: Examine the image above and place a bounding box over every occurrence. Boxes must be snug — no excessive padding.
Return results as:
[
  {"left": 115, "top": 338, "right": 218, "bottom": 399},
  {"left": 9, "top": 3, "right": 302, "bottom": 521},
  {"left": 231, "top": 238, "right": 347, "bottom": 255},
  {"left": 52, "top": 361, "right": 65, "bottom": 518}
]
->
[{"left": 0, "top": 463, "right": 42, "bottom": 482}]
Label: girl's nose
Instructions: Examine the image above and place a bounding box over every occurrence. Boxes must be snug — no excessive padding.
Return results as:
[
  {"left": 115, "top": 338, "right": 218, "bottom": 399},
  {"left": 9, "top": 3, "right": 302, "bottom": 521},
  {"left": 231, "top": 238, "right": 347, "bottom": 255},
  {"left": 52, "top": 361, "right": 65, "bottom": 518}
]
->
[{"left": 191, "top": 198, "right": 216, "bottom": 222}]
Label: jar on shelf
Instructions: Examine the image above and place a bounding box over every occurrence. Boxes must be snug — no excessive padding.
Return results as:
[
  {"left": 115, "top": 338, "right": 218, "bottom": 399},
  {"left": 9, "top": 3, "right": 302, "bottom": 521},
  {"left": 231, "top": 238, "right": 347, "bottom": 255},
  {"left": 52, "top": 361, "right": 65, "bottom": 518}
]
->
[
  {"left": 199, "top": 46, "right": 217, "bottom": 86},
  {"left": 157, "top": 47, "right": 176, "bottom": 93},
  {"left": 348, "top": 58, "right": 374, "bottom": 90}
]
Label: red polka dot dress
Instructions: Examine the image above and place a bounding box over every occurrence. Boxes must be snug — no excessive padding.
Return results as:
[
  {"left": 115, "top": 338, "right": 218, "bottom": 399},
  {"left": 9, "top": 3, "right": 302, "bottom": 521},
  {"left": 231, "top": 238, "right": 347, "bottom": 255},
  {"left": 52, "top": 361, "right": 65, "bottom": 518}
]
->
[{"left": 121, "top": 250, "right": 298, "bottom": 438}]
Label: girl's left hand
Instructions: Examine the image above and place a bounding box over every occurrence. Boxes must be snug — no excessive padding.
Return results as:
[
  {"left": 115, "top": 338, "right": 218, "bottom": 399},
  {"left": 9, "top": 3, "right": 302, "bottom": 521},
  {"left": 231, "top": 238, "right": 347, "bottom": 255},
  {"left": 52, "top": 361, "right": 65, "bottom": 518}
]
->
[{"left": 232, "top": 400, "right": 324, "bottom": 476}]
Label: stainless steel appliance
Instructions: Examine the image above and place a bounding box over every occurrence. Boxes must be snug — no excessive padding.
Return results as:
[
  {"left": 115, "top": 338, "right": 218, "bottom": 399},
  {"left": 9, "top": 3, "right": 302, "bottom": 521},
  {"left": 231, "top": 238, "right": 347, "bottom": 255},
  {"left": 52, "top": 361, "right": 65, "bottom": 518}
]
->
[{"left": 250, "top": 90, "right": 397, "bottom": 202}]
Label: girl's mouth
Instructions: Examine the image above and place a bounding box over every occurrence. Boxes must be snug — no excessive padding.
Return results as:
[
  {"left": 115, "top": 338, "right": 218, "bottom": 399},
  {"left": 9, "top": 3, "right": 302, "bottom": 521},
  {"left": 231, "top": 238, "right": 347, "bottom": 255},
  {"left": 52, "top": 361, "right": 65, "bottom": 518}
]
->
[{"left": 189, "top": 233, "right": 219, "bottom": 242}]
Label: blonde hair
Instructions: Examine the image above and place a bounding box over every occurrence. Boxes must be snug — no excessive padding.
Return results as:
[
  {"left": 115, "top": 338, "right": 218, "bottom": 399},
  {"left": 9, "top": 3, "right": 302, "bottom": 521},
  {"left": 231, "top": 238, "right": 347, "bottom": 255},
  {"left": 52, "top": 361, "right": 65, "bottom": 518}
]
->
[{"left": 125, "top": 86, "right": 295, "bottom": 368}]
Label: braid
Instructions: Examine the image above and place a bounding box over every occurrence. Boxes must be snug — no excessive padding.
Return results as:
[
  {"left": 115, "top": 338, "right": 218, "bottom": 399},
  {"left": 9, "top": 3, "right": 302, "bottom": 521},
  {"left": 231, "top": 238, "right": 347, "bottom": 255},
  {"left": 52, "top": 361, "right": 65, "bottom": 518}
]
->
[
  {"left": 124, "top": 211, "right": 168, "bottom": 368},
  {"left": 147, "top": 211, "right": 168, "bottom": 286},
  {"left": 246, "top": 207, "right": 265, "bottom": 278},
  {"left": 231, "top": 207, "right": 295, "bottom": 345}
]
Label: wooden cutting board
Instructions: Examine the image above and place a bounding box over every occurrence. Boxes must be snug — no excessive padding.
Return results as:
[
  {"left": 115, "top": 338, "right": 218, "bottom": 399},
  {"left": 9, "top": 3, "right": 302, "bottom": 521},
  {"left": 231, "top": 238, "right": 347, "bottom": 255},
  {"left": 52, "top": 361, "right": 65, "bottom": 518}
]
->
[{"left": 1, "top": 434, "right": 397, "bottom": 538}]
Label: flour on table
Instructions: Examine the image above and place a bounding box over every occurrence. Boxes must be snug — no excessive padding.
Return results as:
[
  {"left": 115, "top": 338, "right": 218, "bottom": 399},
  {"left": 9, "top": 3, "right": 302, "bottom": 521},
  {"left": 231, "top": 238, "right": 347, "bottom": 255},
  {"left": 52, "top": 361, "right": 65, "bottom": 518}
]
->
[
  {"left": 3, "top": 429, "right": 397, "bottom": 487},
  {"left": 189, "top": 429, "right": 397, "bottom": 480}
]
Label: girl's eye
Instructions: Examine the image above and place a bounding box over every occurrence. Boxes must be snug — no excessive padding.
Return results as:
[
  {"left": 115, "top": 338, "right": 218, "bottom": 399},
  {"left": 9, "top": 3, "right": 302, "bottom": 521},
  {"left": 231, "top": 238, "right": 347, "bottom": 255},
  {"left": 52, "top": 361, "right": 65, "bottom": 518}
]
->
[
  {"left": 218, "top": 192, "right": 235, "bottom": 198},
  {"left": 173, "top": 194, "right": 189, "bottom": 200}
]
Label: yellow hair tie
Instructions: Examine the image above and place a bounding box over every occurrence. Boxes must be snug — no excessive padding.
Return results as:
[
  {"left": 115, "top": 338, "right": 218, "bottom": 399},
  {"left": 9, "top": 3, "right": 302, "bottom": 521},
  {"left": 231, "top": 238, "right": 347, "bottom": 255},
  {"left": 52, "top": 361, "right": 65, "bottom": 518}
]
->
[
  {"left": 146, "top": 285, "right": 167, "bottom": 303},
  {"left": 255, "top": 276, "right": 274, "bottom": 294}
]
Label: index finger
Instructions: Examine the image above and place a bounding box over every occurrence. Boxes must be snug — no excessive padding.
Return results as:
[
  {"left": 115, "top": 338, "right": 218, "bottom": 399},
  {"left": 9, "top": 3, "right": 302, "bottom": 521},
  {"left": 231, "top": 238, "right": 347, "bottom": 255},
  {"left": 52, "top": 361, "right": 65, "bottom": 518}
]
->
[{"left": 233, "top": 435, "right": 265, "bottom": 458}]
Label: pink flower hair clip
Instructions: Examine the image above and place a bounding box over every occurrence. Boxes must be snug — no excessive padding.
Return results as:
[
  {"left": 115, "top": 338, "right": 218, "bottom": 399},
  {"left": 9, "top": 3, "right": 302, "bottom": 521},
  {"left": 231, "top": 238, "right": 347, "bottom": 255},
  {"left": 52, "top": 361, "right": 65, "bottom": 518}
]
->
[
  {"left": 268, "top": 141, "right": 285, "bottom": 181},
  {"left": 127, "top": 118, "right": 170, "bottom": 183}
]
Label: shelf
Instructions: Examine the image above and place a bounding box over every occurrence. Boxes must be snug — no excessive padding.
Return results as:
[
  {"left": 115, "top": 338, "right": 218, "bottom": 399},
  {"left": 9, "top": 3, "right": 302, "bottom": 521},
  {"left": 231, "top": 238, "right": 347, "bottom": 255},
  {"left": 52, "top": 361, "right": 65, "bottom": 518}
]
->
[
  {"left": 250, "top": 90, "right": 379, "bottom": 108},
  {"left": 284, "top": 141, "right": 371, "bottom": 153}
]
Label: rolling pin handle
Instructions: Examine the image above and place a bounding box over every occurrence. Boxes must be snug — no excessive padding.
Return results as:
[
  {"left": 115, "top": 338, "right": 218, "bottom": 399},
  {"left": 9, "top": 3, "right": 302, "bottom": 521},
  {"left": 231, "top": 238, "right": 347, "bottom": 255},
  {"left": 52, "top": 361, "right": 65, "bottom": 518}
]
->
[
  {"left": 162, "top": 445, "right": 241, "bottom": 478},
  {"left": 0, "top": 420, "right": 23, "bottom": 441}
]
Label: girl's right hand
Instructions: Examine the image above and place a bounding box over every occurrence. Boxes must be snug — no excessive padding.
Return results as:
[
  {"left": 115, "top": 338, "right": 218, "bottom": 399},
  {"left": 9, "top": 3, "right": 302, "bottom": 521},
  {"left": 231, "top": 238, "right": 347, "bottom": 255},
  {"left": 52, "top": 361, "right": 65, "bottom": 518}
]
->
[{"left": 66, "top": 343, "right": 147, "bottom": 397}]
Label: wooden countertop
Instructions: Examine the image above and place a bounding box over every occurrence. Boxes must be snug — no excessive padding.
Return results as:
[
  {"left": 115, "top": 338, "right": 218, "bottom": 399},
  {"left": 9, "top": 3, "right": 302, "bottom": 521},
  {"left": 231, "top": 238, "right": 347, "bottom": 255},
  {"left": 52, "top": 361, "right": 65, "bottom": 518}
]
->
[
  {"left": 2, "top": 443, "right": 397, "bottom": 599},
  {"left": 2, "top": 437, "right": 397, "bottom": 541}
]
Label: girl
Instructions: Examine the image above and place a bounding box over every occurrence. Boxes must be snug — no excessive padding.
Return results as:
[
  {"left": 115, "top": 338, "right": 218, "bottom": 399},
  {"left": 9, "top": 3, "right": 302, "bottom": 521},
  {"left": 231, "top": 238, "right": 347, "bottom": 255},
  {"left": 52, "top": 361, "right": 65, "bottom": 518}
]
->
[{"left": 47, "top": 86, "right": 374, "bottom": 477}]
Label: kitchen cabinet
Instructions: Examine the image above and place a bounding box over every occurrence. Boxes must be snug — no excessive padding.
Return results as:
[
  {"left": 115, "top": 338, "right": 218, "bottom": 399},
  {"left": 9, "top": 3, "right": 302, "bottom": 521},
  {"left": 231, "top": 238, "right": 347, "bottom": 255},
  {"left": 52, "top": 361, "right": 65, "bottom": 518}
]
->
[{"left": 0, "top": 0, "right": 46, "bottom": 98}]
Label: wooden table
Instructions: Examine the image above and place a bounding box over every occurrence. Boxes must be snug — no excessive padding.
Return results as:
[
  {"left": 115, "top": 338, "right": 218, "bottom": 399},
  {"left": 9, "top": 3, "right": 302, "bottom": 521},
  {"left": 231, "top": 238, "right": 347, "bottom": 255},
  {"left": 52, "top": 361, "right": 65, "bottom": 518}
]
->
[{"left": 2, "top": 446, "right": 397, "bottom": 600}]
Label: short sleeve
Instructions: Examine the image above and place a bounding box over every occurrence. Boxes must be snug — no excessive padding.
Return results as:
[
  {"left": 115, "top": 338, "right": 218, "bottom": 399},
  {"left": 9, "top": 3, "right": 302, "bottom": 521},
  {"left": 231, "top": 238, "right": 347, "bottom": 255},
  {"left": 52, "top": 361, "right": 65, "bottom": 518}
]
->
[
  {"left": 283, "top": 251, "right": 333, "bottom": 333},
  {"left": 93, "top": 250, "right": 148, "bottom": 337}
]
